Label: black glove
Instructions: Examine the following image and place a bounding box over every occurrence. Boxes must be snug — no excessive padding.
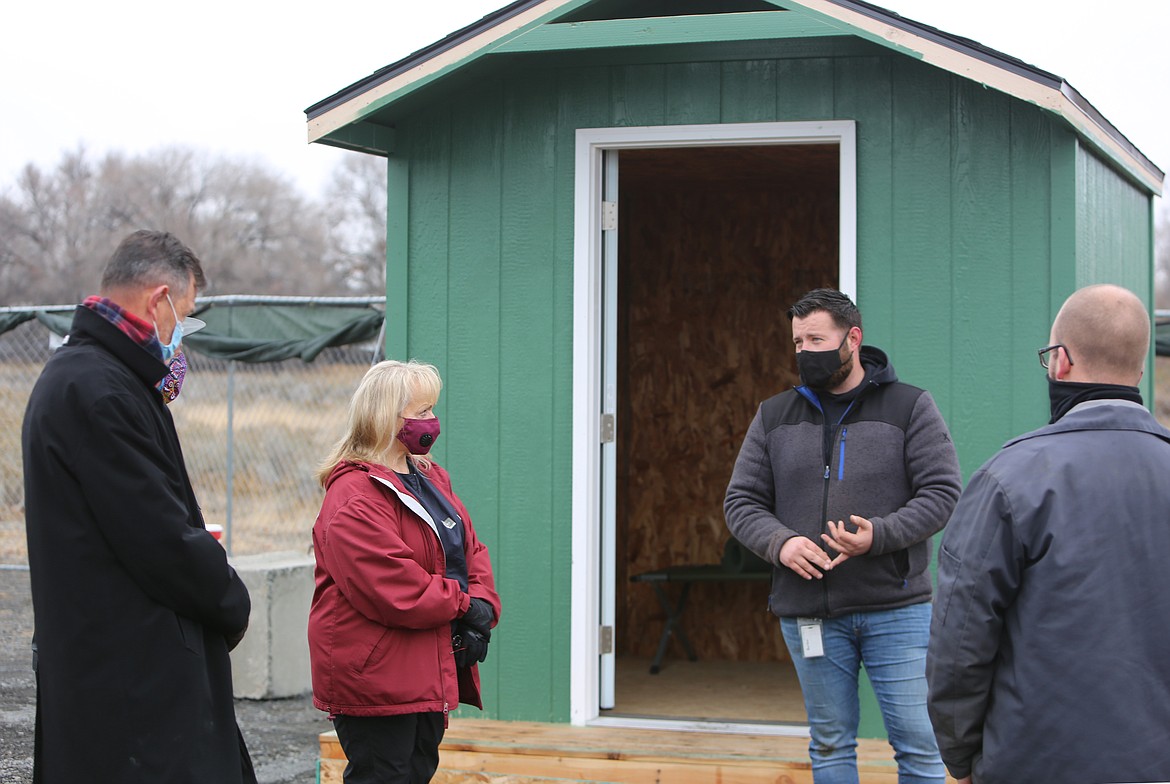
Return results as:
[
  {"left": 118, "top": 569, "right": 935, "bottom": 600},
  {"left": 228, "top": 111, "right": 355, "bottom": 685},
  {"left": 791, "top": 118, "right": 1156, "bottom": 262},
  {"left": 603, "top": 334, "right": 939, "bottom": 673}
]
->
[
  {"left": 453, "top": 624, "right": 489, "bottom": 668},
  {"left": 460, "top": 597, "right": 494, "bottom": 636}
]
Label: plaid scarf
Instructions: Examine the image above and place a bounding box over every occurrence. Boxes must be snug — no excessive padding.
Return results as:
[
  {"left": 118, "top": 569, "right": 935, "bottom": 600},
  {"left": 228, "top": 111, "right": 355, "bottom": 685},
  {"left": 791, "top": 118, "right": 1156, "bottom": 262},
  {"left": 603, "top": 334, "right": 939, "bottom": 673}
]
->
[{"left": 82, "top": 295, "right": 164, "bottom": 361}]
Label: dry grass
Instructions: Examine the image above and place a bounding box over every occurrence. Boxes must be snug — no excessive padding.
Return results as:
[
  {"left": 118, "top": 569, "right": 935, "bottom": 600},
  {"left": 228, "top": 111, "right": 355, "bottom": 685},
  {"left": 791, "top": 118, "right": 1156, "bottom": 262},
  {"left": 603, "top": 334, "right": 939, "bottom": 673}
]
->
[{"left": 1, "top": 359, "right": 366, "bottom": 563}]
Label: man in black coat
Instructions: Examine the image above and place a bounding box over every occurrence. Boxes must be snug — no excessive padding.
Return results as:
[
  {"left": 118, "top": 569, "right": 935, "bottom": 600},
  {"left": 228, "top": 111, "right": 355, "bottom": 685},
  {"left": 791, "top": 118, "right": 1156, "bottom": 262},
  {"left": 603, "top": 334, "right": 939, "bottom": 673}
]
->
[{"left": 22, "top": 230, "right": 256, "bottom": 783}]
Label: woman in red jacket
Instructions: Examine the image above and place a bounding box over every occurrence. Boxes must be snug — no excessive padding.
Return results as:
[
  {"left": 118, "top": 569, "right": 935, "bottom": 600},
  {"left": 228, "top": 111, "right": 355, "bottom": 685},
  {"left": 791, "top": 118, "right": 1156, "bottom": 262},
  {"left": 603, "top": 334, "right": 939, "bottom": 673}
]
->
[{"left": 308, "top": 359, "right": 500, "bottom": 783}]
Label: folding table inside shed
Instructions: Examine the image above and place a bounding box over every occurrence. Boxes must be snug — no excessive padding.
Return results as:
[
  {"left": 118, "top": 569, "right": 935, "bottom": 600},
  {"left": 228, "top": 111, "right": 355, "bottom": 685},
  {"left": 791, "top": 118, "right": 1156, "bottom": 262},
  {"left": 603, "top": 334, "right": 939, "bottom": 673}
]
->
[{"left": 629, "top": 565, "right": 770, "bottom": 674}]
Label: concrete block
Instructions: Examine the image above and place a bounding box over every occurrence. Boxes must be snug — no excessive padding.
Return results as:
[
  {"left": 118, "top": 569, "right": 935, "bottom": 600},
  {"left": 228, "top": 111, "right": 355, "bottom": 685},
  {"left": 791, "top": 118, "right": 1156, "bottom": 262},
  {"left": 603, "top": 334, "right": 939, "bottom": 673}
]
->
[{"left": 229, "top": 551, "right": 314, "bottom": 699}]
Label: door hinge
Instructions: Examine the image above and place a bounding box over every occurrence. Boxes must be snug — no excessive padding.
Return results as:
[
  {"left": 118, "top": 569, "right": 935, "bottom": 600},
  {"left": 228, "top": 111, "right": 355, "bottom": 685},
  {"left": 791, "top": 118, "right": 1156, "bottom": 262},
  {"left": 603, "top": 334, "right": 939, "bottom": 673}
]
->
[
  {"left": 601, "top": 201, "right": 617, "bottom": 231},
  {"left": 599, "top": 625, "right": 613, "bottom": 654},
  {"left": 600, "top": 413, "right": 615, "bottom": 443}
]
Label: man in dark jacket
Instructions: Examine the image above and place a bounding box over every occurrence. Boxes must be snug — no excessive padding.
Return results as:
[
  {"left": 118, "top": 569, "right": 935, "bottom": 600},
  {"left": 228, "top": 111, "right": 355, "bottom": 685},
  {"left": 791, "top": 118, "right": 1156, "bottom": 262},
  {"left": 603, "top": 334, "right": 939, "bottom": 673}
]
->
[
  {"left": 927, "top": 284, "right": 1170, "bottom": 784},
  {"left": 725, "top": 288, "right": 961, "bottom": 783},
  {"left": 22, "top": 230, "right": 256, "bottom": 783}
]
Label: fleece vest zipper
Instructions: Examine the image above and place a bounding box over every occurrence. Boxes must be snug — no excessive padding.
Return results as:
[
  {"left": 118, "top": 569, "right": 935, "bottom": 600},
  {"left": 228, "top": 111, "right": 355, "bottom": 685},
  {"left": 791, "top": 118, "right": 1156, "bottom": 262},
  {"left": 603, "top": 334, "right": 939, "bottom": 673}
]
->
[{"left": 798, "top": 384, "right": 868, "bottom": 617}]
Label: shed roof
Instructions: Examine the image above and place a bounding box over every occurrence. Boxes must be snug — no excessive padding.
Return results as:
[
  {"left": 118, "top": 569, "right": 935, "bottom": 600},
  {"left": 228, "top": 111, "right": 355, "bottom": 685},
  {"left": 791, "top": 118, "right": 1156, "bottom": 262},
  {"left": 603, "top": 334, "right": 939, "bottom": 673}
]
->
[{"left": 305, "top": 0, "right": 1163, "bottom": 194}]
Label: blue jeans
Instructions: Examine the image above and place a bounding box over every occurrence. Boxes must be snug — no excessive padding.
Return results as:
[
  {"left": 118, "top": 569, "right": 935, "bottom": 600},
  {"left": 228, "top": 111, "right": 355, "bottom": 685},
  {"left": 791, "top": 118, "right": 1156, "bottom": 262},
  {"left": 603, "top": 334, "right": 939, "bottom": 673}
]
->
[{"left": 781, "top": 604, "right": 944, "bottom": 784}]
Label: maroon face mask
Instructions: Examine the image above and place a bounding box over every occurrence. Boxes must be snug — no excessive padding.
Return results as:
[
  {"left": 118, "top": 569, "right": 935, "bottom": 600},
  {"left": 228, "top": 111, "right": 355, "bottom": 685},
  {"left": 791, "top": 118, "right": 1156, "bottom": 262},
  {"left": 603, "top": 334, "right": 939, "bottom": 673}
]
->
[{"left": 397, "top": 415, "right": 441, "bottom": 455}]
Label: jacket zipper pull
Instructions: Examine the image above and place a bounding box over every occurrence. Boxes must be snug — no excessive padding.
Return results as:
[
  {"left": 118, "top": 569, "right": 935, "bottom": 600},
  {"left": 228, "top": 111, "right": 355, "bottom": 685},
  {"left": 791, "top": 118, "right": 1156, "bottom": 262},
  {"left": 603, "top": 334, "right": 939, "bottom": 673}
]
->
[
  {"left": 837, "top": 426, "right": 848, "bottom": 481},
  {"left": 823, "top": 465, "right": 830, "bottom": 480}
]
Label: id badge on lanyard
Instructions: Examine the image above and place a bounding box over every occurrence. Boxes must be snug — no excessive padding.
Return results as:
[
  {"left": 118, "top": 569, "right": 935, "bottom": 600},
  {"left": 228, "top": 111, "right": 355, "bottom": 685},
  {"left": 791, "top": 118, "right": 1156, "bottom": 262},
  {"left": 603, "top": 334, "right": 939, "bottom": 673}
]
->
[{"left": 797, "top": 617, "right": 824, "bottom": 658}]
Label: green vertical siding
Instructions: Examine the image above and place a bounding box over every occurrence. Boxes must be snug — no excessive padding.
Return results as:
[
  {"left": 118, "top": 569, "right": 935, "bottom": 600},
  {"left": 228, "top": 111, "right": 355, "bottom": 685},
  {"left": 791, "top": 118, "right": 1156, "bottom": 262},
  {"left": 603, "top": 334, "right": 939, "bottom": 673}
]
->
[
  {"left": 720, "top": 60, "right": 778, "bottom": 122},
  {"left": 776, "top": 57, "right": 834, "bottom": 118},
  {"left": 889, "top": 56, "right": 952, "bottom": 418},
  {"left": 836, "top": 56, "right": 894, "bottom": 342},
  {"left": 1074, "top": 147, "right": 1155, "bottom": 400},
  {"left": 1076, "top": 149, "right": 1153, "bottom": 295},
  {"left": 1007, "top": 103, "right": 1055, "bottom": 437},
  {"left": 612, "top": 64, "right": 666, "bottom": 126},
  {"left": 493, "top": 68, "right": 559, "bottom": 720},
  {"left": 403, "top": 108, "right": 451, "bottom": 372},
  {"left": 386, "top": 155, "right": 409, "bottom": 361},
  {"left": 1049, "top": 132, "right": 1080, "bottom": 314},
  {"left": 665, "top": 61, "right": 721, "bottom": 124},
  {"left": 949, "top": 81, "right": 1017, "bottom": 470},
  {"left": 386, "top": 42, "right": 1155, "bottom": 728},
  {"left": 444, "top": 84, "right": 505, "bottom": 713}
]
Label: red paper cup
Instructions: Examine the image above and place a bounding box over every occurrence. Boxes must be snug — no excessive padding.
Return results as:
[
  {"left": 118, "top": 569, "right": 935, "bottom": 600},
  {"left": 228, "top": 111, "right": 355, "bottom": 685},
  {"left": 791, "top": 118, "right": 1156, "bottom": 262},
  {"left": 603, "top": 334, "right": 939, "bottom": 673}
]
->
[{"left": 207, "top": 524, "right": 224, "bottom": 542}]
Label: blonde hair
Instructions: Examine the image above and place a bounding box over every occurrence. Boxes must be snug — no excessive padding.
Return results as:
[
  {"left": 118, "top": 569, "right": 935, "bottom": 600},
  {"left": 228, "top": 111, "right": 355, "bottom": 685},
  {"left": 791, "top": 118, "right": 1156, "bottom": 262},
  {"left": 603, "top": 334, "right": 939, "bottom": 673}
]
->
[{"left": 316, "top": 359, "right": 443, "bottom": 485}]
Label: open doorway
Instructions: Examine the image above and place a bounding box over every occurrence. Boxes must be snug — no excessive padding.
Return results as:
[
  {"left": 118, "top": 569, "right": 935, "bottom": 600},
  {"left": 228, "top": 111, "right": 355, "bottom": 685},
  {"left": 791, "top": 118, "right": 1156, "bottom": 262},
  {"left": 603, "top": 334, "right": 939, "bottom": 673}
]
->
[{"left": 608, "top": 144, "right": 840, "bottom": 723}]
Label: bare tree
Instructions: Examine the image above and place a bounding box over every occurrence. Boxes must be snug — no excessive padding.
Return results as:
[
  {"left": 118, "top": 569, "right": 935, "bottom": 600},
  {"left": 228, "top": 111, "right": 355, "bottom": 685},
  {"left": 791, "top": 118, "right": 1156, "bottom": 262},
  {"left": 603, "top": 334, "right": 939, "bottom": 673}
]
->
[
  {"left": 321, "top": 152, "right": 388, "bottom": 295},
  {"left": 0, "top": 146, "right": 351, "bottom": 304},
  {"left": 0, "top": 148, "right": 112, "bottom": 303}
]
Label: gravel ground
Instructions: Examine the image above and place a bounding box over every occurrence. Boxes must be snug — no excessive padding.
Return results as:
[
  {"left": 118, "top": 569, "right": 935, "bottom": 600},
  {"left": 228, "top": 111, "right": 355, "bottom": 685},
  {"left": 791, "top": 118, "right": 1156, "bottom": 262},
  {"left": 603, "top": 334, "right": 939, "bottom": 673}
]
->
[{"left": 0, "top": 568, "right": 330, "bottom": 784}]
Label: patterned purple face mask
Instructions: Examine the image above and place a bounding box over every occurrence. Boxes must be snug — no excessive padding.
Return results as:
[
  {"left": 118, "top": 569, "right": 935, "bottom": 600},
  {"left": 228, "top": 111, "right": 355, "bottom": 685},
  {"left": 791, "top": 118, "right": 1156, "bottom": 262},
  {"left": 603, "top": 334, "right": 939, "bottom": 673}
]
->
[
  {"left": 397, "top": 415, "right": 440, "bottom": 455},
  {"left": 157, "top": 349, "right": 187, "bottom": 405}
]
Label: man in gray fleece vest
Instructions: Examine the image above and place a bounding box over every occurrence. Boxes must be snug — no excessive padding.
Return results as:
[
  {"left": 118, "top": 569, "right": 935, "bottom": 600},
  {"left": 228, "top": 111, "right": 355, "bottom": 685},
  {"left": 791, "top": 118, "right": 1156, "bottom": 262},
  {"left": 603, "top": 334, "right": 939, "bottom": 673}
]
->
[{"left": 725, "top": 288, "right": 961, "bottom": 784}]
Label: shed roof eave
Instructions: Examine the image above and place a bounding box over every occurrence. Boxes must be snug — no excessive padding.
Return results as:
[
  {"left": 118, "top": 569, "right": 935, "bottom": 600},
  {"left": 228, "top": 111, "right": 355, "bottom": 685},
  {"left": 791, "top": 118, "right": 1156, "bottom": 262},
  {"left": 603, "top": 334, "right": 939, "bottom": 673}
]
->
[
  {"left": 788, "top": 0, "right": 1163, "bottom": 192},
  {"left": 304, "top": 0, "right": 1164, "bottom": 192},
  {"left": 306, "top": 0, "right": 541, "bottom": 119},
  {"left": 305, "top": 0, "right": 589, "bottom": 141}
]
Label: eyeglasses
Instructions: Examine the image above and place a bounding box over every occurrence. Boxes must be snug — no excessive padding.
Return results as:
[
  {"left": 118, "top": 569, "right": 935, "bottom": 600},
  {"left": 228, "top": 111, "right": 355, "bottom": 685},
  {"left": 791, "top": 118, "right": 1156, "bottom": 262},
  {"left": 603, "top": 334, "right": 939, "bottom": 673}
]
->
[{"left": 1037, "top": 344, "right": 1074, "bottom": 370}]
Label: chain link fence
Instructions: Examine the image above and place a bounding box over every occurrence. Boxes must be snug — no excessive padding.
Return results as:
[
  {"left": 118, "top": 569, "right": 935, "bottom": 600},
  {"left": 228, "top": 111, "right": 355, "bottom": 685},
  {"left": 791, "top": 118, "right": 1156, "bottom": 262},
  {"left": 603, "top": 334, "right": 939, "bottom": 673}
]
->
[{"left": 0, "top": 300, "right": 383, "bottom": 566}]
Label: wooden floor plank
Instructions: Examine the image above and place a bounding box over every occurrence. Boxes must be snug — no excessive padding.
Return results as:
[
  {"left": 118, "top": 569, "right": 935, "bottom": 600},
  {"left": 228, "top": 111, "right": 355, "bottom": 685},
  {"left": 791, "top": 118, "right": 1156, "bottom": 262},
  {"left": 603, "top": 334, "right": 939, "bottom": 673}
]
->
[{"left": 319, "top": 719, "right": 912, "bottom": 783}]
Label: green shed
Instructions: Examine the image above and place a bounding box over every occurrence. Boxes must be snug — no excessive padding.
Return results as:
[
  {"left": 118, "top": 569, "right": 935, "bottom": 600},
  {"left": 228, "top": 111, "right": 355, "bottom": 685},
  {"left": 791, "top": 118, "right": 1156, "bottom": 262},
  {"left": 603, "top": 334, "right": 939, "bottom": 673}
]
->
[{"left": 304, "top": 0, "right": 1164, "bottom": 738}]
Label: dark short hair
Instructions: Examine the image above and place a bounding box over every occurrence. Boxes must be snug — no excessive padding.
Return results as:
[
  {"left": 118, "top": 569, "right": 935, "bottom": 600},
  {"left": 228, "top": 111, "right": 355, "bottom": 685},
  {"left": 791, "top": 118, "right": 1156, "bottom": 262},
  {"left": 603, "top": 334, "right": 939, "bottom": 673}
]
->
[
  {"left": 786, "top": 288, "right": 862, "bottom": 331},
  {"left": 99, "top": 230, "right": 206, "bottom": 295}
]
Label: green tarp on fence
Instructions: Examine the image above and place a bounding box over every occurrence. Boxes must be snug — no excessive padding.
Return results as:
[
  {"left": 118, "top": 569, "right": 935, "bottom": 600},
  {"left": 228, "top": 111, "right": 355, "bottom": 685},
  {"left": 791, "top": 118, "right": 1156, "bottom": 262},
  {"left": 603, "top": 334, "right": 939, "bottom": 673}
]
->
[
  {"left": 6, "top": 301, "right": 1170, "bottom": 358},
  {"left": 1, "top": 298, "right": 385, "bottom": 363}
]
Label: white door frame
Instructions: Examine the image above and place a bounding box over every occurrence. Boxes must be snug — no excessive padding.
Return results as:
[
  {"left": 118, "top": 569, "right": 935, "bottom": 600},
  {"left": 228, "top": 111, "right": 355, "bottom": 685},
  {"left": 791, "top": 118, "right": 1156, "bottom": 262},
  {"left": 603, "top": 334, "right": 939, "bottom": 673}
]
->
[{"left": 569, "top": 120, "right": 858, "bottom": 726}]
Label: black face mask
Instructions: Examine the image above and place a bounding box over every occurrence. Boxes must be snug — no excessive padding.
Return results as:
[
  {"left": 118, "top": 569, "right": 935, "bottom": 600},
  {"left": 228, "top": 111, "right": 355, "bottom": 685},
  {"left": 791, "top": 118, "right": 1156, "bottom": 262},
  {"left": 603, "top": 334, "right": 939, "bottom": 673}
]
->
[
  {"left": 1047, "top": 377, "right": 1143, "bottom": 423},
  {"left": 797, "top": 335, "right": 852, "bottom": 391}
]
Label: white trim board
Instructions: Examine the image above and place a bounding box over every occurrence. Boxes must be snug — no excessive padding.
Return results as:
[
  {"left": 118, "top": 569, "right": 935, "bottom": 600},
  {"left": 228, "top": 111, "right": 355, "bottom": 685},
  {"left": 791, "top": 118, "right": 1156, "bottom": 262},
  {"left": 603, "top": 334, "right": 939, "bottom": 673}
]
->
[
  {"left": 569, "top": 120, "right": 857, "bottom": 725},
  {"left": 588, "top": 715, "right": 812, "bottom": 738}
]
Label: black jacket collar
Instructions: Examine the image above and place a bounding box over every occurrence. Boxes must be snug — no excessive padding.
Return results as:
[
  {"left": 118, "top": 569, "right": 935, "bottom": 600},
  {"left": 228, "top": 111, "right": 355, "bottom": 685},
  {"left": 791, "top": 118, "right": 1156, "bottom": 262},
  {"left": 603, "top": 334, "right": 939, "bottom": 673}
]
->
[{"left": 68, "top": 305, "right": 170, "bottom": 388}]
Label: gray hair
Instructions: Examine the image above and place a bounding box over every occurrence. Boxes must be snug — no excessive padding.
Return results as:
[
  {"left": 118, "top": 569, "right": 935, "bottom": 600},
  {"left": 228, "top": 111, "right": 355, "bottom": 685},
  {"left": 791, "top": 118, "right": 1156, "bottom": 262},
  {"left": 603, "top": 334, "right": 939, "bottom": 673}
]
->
[{"left": 99, "top": 230, "right": 206, "bottom": 295}]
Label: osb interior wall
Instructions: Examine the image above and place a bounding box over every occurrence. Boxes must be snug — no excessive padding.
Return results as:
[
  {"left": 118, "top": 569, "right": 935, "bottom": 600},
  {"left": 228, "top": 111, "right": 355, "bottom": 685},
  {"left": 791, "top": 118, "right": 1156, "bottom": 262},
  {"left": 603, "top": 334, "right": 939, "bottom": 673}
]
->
[{"left": 617, "top": 145, "right": 838, "bottom": 663}]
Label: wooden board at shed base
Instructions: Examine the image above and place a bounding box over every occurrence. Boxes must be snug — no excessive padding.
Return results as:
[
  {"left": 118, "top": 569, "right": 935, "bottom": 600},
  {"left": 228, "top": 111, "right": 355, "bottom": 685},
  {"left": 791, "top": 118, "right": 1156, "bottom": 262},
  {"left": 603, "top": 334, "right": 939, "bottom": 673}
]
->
[{"left": 318, "top": 718, "right": 963, "bottom": 783}]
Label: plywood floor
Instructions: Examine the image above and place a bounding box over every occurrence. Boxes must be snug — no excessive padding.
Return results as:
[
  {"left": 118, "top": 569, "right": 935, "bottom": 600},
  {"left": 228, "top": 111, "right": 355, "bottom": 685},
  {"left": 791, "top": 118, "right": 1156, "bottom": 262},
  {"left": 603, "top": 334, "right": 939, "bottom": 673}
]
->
[
  {"left": 322, "top": 718, "right": 907, "bottom": 784},
  {"left": 608, "top": 656, "right": 807, "bottom": 725}
]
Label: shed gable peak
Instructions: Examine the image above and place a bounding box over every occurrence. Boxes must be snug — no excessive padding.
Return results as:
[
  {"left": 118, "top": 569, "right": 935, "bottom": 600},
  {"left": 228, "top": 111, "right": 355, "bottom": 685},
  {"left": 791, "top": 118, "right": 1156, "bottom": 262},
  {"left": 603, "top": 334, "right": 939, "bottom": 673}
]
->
[{"left": 555, "top": 0, "right": 786, "bottom": 23}]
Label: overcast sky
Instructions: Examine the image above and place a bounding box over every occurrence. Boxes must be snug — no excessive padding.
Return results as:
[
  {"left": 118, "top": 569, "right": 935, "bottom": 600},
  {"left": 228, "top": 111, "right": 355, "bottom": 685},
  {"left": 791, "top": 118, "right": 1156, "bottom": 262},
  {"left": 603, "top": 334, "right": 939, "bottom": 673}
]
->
[{"left": 3, "top": 1, "right": 1166, "bottom": 199}]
